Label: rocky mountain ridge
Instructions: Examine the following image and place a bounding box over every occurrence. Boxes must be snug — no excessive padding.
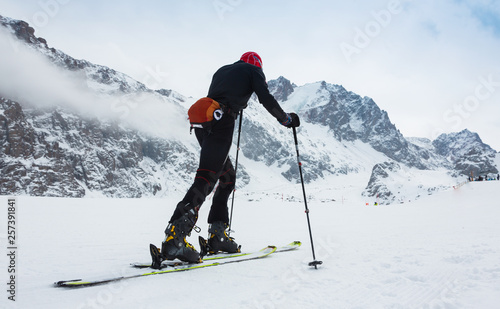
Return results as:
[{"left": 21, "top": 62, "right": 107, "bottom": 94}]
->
[{"left": 0, "top": 14, "right": 497, "bottom": 203}]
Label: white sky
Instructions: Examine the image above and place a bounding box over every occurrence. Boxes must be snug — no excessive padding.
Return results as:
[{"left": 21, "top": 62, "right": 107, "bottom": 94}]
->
[{"left": 1, "top": 0, "right": 500, "bottom": 150}]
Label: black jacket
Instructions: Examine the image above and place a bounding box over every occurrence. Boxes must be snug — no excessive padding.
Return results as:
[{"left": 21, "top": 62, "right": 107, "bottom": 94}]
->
[{"left": 207, "top": 60, "right": 288, "bottom": 122}]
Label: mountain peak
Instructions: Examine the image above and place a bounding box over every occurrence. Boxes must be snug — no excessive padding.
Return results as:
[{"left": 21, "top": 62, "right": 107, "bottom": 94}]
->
[
  {"left": 268, "top": 76, "right": 296, "bottom": 101},
  {"left": 432, "top": 129, "right": 497, "bottom": 175},
  {"left": 0, "top": 14, "right": 49, "bottom": 48},
  {"left": 433, "top": 129, "right": 492, "bottom": 154}
]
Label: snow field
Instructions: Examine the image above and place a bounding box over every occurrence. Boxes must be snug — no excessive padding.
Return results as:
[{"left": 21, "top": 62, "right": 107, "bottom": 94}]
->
[{"left": 1, "top": 180, "right": 500, "bottom": 308}]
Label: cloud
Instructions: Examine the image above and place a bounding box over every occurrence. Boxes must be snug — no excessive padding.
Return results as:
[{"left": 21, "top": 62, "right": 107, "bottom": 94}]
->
[
  {"left": 0, "top": 27, "right": 89, "bottom": 110},
  {"left": 0, "top": 27, "right": 190, "bottom": 141}
]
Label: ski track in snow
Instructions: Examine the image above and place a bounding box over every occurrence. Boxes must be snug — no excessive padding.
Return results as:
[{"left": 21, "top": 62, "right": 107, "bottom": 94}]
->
[{"left": 1, "top": 181, "right": 500, "bottom": 309}]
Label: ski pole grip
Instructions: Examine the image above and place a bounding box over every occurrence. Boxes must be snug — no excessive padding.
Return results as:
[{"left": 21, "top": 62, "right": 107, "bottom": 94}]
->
[{"left": 292, "top": 127, "right": 299, "bottom": 145}]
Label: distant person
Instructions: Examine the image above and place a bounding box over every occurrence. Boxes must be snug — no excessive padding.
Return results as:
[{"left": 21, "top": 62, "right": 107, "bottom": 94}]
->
[
  {"left": 150, "top": 52, "right": 300, "bottom": 268},
  {"left": 497, "top": 174, "right": 499, "bottom": 181}
]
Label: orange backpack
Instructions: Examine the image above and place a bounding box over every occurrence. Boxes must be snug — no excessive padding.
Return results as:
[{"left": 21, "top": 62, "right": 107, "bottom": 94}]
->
[{"left": 188, "top": 97, "right": 224, "bottom": 131}]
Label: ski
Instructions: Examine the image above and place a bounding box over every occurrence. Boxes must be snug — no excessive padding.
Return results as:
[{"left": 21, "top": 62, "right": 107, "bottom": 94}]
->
[
  {"left": 131, "top": 240, "right": 301, "bottom": 269},
  {"left": 55, "top": 245, "right": 282, "bottom": 288}
]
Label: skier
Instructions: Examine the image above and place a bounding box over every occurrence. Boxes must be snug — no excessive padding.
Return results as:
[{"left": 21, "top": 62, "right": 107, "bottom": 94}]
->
[{"left": 156, "top": 52, "right": 300, "bottom": 266}]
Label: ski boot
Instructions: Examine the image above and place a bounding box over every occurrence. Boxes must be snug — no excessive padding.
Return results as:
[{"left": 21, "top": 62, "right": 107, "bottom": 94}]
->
[
  {"left": 207, "top": 221, "right": 241, "bottom": 254},
  {"left": 151, "top": 204, "right": 201, "bottom": 269}
]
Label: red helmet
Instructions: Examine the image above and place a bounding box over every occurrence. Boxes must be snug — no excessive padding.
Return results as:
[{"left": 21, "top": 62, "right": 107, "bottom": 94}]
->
[{"left": 240, "top": 51, "right": 263, "bottom": 68}]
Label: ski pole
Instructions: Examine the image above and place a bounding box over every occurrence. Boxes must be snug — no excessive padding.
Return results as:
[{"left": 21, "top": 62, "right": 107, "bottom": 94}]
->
[
  {"left": 228, "top": 111, "right": 243, "bottom": 236},
  {"left": 292, "top": 126, "right": 322, "bottom": 269}
]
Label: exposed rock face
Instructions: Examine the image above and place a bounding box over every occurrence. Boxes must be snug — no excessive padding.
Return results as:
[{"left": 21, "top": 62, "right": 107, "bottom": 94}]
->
[
  {"left": 300, "top": 82, "right": 438, "bottom": 170},
  {"left": 0, "top": 97, "right": 86, "bottom": 196},
  {"left": 0, "top": 97, "right": 201, "bottom": 197},
  {"left": 432, "top": 129, "right": 498, "bottom": 177},
  {"left": 363, "top": 161, "right": 402, "bottom": 204},
  {"left": 268, "top": 76, "right": 295, "bottom": 102}
]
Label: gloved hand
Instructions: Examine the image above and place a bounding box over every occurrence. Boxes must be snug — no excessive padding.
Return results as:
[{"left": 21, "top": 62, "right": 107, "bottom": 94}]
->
[{"left": 281, "top": 113, "right": 300, "bottom": 128}]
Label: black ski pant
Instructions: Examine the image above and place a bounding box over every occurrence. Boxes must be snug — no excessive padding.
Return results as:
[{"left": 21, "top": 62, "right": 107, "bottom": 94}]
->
[{"left": 169, "top": 113, "right": 236, "bottom": 225}]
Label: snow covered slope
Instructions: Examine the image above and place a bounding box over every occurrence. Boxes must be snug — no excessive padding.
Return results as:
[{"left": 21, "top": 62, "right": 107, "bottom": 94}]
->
[{"left": 1, "top": 181, "right": 500, "bottom": 308}]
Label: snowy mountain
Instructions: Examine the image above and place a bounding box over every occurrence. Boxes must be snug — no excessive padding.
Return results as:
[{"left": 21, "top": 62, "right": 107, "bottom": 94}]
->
[
  {"left": 0, "top": 15, "right": 201, "bottom": 197},
  {"left": 433, "top": 129, "right": 498, "bottom": 178},
  {"left": 0, "top": 14, "right": 498, "bottom": 203}
]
